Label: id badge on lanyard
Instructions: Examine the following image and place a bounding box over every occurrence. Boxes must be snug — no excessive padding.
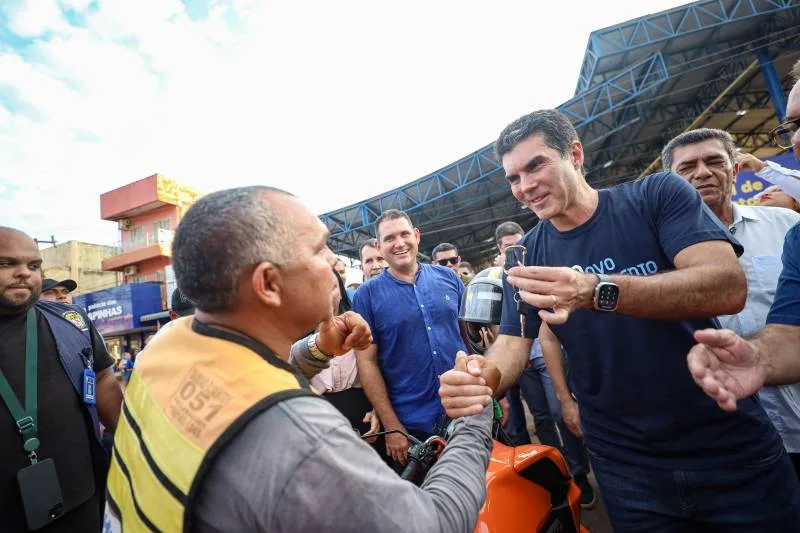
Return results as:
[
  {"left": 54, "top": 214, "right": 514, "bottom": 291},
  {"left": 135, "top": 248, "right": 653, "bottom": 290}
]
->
[
  {"left": 83, "top": 369, "right": 96, "bottom": 405},
  {"left": 80, "top": 348, "right": 96, "bottom": 405}
]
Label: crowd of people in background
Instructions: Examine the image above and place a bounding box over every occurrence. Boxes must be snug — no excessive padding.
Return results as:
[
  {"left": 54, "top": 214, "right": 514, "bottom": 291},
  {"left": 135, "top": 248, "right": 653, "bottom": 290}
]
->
[{"left": 0, "top": 58, "right": 798, "bottom": 533}]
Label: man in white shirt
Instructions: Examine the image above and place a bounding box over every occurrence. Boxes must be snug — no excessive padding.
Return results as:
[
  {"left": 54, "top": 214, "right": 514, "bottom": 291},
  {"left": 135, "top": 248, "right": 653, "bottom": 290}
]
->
[{"left": 663, "top": 127, "right": 800, "bottom": 473}]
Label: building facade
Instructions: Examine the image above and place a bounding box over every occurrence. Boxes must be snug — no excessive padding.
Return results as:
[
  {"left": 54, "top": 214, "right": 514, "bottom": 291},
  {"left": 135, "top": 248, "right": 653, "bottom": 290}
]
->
[
  {"left": 73, "top": 283, "right": 164, "bottom": 359},
  {"left": 100, "top": 173, "right": 202, "bottom": 305},
  {"left": 40, "top": 241, "right": 121, "bottom": 295}
]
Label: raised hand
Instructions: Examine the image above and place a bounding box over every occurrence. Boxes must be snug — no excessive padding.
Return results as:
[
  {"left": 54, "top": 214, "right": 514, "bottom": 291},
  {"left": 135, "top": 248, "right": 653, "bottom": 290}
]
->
[
  {"left": 735, "top": 151, "right": 767, "bottom": 173},
  {"left": 687, "top": 328, "right": 765, "bottom": 412},
  {"left": 506, "top": 266, "right": 597, "bottom": 324}
]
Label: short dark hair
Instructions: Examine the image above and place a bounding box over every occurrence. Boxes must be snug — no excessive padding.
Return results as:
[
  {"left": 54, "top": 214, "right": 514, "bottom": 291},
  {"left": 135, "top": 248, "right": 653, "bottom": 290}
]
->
[
  {"left": 172, "top": 186, "right": 293, "bottom": 313},
  {"left": 494, "top": 109, "right": 579, "bottom": 160},
  {"left": 359, "top": 238, "right": 378, "bottom": 261},
  {"left": 458, "top": 261, "right": 474, "bottom": 273},
  {"left": 792, "top": 58, "right": 800, "bottom": 83},
  {"left": 661, "top": 128, "right": 737, "bottom": 171},
  {"left": 431, "top": 242, "right": 458, "bottom": 258},
  {"left": 374, "top": 209, "right": 413, "bottom": 240},
  {"left": 495, "top": 221, "right": 524, "bottom": 244}
]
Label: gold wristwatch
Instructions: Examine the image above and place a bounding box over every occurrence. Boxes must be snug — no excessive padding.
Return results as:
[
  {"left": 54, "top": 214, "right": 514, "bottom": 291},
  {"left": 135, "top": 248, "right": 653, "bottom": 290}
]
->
[{"left": 307, "top": 333, "right": 333, "bottom": 361}]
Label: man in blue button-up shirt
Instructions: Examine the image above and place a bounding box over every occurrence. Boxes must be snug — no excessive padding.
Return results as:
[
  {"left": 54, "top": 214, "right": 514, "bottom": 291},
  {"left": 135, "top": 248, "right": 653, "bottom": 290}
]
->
[{"left": 354, "top": 209, "right": 466, "bottom": 467}]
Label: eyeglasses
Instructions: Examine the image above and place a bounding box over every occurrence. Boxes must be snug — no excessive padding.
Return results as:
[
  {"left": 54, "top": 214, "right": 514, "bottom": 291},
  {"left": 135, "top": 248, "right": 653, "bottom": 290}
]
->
[
  {"left": 436, "top": 257, "right": 459, "bottom": 266},
  {"left": 769, "top": 116, "right": 800, "bottom": 150}
]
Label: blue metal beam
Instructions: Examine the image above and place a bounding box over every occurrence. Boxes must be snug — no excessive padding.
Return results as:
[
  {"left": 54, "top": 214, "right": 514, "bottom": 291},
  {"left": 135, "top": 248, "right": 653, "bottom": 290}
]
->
[
  {"left": 320, "top": 145, "right": 503, "bottom": 241},
  {"left": 326, "top": 51, "right": 670, "bottom": 251},
  {"left": 576, "top": 0, "right": 798, "bottom": 93},
  {"left": 584, "top": 89, "right": 775, "bottom": 164},
  {"left": 755, "top": 48, "right": 788, "bottom": 121},
  {"left": 324, "top": 2, "right": 799, "bottom": 256},
  {"left": 582, "top": 45, "right": 796, "bottom": 185},
  {"left": 559, "top": 53, "right": 669, "bottom": 142}
]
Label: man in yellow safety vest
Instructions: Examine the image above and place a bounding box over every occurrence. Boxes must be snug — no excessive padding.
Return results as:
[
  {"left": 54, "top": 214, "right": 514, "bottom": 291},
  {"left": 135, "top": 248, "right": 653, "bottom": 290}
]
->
[{"left": 105, "top": 185, "right": 495, "bottom": 533}]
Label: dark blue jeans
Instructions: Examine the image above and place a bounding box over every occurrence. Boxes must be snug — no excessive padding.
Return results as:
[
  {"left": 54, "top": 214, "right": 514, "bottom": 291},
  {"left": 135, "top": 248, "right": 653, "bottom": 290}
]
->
[
  {"left": 518, "top": 357, "right": 590, "bottom": 479},
  {"left": 504, "top": 381, "right": 531, "bottom": 445},
  {"left": 589, "top": 447, "right": 800, "bottom": 532}
]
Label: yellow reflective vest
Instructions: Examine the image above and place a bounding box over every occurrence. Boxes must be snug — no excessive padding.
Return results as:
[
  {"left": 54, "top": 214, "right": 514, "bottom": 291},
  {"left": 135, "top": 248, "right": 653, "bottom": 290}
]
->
[{"left": 106, "top": 317, "right": 315, "bottom": 532}]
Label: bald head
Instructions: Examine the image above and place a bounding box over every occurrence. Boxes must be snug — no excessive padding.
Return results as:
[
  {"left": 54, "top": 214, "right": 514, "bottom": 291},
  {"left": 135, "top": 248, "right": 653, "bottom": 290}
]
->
[
  {"left": 0, "top": 227, "right": 43, "bottom": 315},
  {"left": 0, "top": 226, "right": 32, "bottom": 240}
]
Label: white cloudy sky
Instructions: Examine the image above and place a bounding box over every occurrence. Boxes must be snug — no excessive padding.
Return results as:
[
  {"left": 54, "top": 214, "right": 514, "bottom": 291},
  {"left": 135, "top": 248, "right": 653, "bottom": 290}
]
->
[{"left": 0, "top": 0, "right": 684, "bottom": 245}]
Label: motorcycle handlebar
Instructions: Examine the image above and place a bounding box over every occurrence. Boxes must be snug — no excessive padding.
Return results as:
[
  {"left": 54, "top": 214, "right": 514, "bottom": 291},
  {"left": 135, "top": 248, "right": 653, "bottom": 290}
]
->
[
  {"left": 400, "top": 457, "right": 422, "bottom": 481},
  {"left": 360, "top": 430, "right": 447, "bottom": 484}
]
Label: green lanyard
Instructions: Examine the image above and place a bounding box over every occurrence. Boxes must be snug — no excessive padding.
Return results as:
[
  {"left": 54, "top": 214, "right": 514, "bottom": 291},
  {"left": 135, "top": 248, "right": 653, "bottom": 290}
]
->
[{"left": 0, "top": 307, "right": 39, "bottom": 464}]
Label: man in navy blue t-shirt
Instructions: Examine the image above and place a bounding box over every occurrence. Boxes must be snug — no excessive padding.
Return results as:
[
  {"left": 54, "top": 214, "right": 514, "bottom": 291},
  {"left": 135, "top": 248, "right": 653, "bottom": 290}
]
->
[
  {"left": 438, "top": 109, "right": 800, "bottom": 531},
  {"left": 354, "top": 209, "right": 466, "bottom": 468}
]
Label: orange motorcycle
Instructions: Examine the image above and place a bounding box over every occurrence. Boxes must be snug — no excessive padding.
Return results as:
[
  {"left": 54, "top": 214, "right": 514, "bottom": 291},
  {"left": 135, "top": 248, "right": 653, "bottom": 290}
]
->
[
  {"left": 369, "top": 409, "right": 589, "bottom": 533},
  {"left": 478, "top": 430, "right": 589, "bottom": 533}
]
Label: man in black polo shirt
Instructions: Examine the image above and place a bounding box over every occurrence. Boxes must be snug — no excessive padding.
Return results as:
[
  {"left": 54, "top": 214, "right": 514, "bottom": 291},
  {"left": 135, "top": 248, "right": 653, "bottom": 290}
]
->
[{"left": 0, "top": 227, "right": 122, "bottom": 532}]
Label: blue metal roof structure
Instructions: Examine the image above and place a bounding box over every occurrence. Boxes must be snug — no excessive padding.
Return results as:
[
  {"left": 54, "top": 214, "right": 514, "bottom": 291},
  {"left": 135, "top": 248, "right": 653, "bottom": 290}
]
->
[{"left": 322, "top": 0, "right": 800, "bottom": 264}]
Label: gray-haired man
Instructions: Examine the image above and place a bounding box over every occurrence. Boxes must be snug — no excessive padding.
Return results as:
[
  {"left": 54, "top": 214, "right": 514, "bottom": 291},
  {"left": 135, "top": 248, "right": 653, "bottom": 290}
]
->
[{"left": 664, "top": 128, "right": 800, "bottom": 476}]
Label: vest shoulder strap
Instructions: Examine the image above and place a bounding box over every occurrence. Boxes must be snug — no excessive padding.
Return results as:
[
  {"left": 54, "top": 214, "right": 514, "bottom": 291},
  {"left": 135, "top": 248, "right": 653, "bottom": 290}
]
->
[{"left": 183, "top": 388, "right": 321, "bottom": 533}]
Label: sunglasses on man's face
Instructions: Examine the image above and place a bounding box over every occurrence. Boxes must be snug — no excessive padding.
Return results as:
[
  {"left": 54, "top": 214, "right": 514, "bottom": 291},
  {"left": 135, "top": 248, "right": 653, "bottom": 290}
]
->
[{"left": 436, "top": 257, "right": 459, "bottom": 266}]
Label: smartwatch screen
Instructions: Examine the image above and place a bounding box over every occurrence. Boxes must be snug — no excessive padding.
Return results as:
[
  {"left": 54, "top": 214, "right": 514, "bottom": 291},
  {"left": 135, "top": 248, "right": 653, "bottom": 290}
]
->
[{"left": 596, "top": 283, "right": 620, "bottom": 311}]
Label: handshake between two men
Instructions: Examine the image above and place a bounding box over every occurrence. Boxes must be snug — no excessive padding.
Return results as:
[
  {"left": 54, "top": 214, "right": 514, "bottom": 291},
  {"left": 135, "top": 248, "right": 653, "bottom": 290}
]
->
[{"left": 439, "top": 354, "right": 503, "bottom": 419}]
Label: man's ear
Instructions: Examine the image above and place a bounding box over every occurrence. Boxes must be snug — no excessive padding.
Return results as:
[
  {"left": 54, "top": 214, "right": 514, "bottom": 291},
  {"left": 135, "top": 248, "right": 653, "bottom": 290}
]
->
[
  {"left": 251, "top": 262, "right": 282, "bottom": 308},
  {"left": 570, "top": 140, "right": 584, "bottom": 170}
]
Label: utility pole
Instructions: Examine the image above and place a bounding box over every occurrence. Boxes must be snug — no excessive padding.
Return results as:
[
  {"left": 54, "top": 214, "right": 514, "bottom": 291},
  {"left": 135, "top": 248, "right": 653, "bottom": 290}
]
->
[{"left": 34, "top": 235, "right": 57, "bottom": 247}]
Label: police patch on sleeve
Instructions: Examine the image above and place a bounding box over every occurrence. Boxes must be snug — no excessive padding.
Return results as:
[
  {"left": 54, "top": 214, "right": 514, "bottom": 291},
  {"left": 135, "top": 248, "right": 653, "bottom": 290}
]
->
[{"left": 63, "top": 310, "right": 89, "bottom": 332}]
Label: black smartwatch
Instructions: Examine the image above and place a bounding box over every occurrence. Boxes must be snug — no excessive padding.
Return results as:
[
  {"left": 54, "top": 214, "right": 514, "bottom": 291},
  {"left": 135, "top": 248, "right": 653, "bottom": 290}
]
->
[{"left": 593, "top": 274, "right": 620, "bottom": 312}]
